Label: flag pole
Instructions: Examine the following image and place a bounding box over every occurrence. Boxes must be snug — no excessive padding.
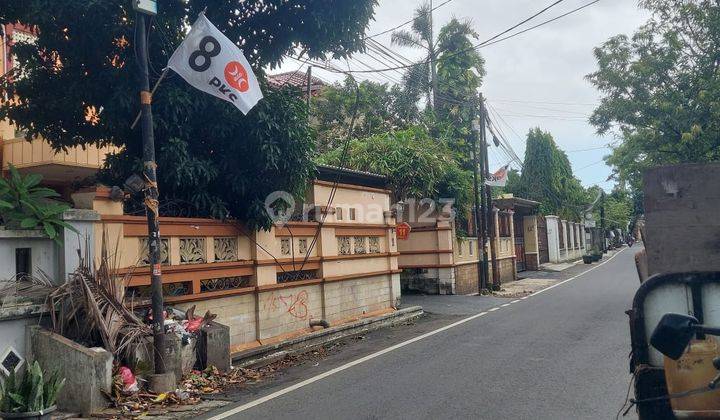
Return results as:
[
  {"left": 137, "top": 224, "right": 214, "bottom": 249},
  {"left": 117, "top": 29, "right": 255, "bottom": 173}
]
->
[{"left": 131, "top": 67, "right": 168, "bottom": 130}]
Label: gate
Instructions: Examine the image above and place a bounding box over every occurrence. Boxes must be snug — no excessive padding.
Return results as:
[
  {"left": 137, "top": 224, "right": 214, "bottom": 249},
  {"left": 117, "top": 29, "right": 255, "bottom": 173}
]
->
[{"left": 537, "top": 216, "right": 549, "bottom": 263}]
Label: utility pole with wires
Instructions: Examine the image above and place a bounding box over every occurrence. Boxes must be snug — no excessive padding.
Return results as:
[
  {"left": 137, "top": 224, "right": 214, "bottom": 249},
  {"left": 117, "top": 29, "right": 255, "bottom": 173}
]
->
[
  {"left": 476, "top": 93, "right": 492, "bottom": 291},
  {"left": 306, "top": 65, "right": 312, "bottom": 108},
  {"left": 471, "top": 113, "right": 486, "bottom": 293},
  {"left": 478, "top": 93, "right": 500, "bottom": 289},
  {"left": 133, "top": 0, "right": 173, "bottom": 390},
  {"left": 600, "top": 190, "right": 607, "bottom": 253}
]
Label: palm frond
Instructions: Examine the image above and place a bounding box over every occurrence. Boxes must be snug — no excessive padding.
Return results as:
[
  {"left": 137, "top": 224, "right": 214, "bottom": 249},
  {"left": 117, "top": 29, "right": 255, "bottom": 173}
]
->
[
  {"left": 391, "top": 30, "right": 424, "bottom": 50},
  {"left": 49, "top": 232, "right": 150, "bottom": 359}
]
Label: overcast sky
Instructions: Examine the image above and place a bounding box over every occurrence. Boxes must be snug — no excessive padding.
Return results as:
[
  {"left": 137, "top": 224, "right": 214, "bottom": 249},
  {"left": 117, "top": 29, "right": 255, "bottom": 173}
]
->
[{"left": 281, "top": 0, "right": 650, "bottom": 189}]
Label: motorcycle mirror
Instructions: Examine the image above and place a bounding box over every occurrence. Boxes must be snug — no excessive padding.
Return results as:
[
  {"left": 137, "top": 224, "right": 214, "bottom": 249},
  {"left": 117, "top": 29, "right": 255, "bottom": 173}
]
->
[{"left": 650, "top": 313, "right": 699, "bottom": 360}]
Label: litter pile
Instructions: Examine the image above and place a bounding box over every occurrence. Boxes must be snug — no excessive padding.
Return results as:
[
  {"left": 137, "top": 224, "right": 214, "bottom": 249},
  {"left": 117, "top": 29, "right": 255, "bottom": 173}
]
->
[{"left": 104, "top": 365, "right": 276, "bottom": 417}]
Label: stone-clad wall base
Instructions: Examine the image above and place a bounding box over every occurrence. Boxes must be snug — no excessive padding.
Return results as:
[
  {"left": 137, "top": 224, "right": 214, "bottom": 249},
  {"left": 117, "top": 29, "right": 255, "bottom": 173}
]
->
[
  {"left": 400, "top": 268, "right": 455, "bottom": 294},
  {"left": 498, "top": 257, "right": 516, "bottom": 283},
  {"left": 453, "top": 264, "right": 478, "bottom": 295},
  {"left": 178, "top": 276, "right": 395, "bottom": 350}
]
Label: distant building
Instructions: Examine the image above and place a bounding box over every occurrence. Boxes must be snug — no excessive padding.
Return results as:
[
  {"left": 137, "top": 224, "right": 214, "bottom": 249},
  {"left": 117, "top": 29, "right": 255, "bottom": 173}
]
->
[{"left": 267, "top": 70, "right": 326, "bottom": 97}]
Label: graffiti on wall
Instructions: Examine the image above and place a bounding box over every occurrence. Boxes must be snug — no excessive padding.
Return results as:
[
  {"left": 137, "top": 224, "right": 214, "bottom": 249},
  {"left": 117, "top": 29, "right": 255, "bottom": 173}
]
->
[{"left": 263, "top": 289, "right": 309, "bottom": 319}]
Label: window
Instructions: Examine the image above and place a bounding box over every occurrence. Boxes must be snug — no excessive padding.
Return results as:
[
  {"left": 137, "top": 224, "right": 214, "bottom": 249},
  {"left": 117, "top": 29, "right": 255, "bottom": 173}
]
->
[
  {"left": 15, "top": 248, "right": 31, "bottom": 280},
  {"left": 354, "top": 236, "right": 366, "bottom": 254},
  {"left": 368, "top": 237, "right": 380, "bottom": 253},
  {"left": 336, "top": 207, "right": 343, "bottom": 221},
  {"left": 338, "top": 237, "right": 351, "bottom": 255},
  {"left": 457, "top": 240, "right": 463, "bottom": 256},
  {"left": 469, "top": 241, "right": 474, "bottom": 255},
  {"left": 349, "top": 207, "right": 356, "bottom": 221},
  {"left": 280, "top": 238, "right": 291, "bottom": 255},
  {"left": 298, "top": 238, "right": 308, "bottom": 255}
]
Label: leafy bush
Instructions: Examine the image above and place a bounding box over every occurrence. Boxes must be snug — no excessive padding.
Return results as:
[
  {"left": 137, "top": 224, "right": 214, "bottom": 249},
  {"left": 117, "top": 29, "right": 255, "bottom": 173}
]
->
[
  {"left": 0, "top": 164, "right": 74, "bottom": 242},
  {"left": 0, "top": 361, "right": 65, "bottom": 413}
]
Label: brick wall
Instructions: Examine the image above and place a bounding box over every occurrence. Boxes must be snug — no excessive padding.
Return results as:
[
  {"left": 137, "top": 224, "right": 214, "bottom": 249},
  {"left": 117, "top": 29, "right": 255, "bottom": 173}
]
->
[
  {"left": 176, "top": 275, "right": 396, "bottom": 350},
  {"left": 176, "top": 294, "right": 256, "bottom": 348},
  {"left": 453, "top": 263, "right": 478, "bottom": 295},
  {"left": 324, "top": 275, "right": 391, "bottom": 323}
]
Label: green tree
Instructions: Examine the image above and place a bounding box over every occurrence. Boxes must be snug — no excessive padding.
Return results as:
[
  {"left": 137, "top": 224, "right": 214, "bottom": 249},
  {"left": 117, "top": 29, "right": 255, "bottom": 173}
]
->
[
  {"left": 311, "top": 77, "right": 418, "bottom": 153},
  {"left": 0, "top": 0, "right": 377, "bottom": 230},
  {"left": 515, "top": 128, "right": 587, "bottom": 219},
  {"left": 318, "top": 126, "right": 472, "bottom": 221},
  {"left": 391, "top": 1, "right": 439, "bottom": 109},
  {"left": 587, "top": 0, "right": 720, "bottom": 191},
  {"left": 434, "top": 18, "right": 485, "bottom": 166}
]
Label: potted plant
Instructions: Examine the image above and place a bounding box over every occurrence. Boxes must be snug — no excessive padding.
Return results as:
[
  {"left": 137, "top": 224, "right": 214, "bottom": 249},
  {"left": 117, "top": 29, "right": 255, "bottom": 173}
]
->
[
  {"left": 590, "top": 246, "right": 602, "bottom": 261},
  {"left": 0, "top": 361, "right": 65, "bottom": 420}
]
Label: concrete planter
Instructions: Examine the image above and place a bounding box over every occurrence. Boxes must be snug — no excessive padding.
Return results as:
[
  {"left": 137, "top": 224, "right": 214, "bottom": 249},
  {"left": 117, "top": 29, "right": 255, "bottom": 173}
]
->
[
  {"left": 0, "top": 405, "right": 57, "bottom": 420},
  {"left": 26, "top": 327, "right": 113, "bottom": 417}
]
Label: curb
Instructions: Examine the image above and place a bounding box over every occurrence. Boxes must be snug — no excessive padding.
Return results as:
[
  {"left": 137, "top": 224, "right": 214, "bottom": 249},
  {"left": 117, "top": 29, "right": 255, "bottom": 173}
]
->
[{"left": 231, "top": 306, "right": 424, "bottom": 368}]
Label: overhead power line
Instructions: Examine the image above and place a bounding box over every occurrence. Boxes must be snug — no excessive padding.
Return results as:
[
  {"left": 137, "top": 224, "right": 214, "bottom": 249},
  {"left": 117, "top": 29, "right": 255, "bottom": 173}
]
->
[
  {"left": 365, "top": 0, "right": 456, "bottom": 40},
  {"left": 328, "top": 0, "right": 581, "bottom": 74}
]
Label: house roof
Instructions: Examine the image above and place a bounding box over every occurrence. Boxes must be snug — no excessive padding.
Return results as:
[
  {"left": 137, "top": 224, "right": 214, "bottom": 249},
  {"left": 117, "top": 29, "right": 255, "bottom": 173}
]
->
[
  {"left": 267, "top": 71, "right": 326, "bottom": 91},
  {"left": 315, "top": 164, "right": 387, "bottom": 190}
]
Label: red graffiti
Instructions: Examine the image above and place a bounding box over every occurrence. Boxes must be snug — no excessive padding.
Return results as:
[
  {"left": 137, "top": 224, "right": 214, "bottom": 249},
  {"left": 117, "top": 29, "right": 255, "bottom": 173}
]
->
[{"left": 264, "top": 290, "right": 309, "bottom": 319}]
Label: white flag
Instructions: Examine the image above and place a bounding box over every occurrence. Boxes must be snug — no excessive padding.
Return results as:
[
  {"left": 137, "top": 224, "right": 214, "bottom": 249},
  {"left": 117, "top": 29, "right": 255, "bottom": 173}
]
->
[
  {"left": 486, "top": 164, "right": 509, "bottom": 187},
  {"left": 167, "top": 14, "right": 262, "bottom": 114}
]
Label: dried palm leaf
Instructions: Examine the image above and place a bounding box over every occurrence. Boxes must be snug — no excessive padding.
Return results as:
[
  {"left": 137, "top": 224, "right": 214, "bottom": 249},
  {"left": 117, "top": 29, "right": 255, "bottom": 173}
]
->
[{"left": 50, "top": 231, "right": 150, "bottom": 358}]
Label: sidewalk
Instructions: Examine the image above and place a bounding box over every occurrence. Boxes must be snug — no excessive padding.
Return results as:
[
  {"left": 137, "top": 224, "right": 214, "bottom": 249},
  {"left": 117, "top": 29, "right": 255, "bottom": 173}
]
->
[{"left": 402, "top": 248, "right": 624, "bottom": 309}]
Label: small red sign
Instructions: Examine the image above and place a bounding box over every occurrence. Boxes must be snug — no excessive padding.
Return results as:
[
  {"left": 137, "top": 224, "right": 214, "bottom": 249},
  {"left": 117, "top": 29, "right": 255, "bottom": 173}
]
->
[{"left": 396, "top": 222, "right": 412, "bottom": 240}]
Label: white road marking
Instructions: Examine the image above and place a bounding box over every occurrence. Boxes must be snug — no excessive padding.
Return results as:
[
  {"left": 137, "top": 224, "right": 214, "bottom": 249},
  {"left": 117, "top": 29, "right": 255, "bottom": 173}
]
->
[
  {"left": 208, "top": 247, "right": 627, "bottom": 419},
  {"left": 511, "top": 300, "right": 521, "bottom": 304},
  {"left": 500, "top": 303, "right": 511, "bottom": 307}
]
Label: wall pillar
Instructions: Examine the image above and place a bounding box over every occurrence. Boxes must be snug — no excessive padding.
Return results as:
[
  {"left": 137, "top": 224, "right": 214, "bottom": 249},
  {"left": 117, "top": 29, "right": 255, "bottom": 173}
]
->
[
  {"left": 60, "top": 209, "right": 100, "bottom": 284},
  {"left": 523, "top": 215, "right": 540, "bottom": 271},
  {"left": 545, "top": 215, "right": 560, "bottom": 263}
]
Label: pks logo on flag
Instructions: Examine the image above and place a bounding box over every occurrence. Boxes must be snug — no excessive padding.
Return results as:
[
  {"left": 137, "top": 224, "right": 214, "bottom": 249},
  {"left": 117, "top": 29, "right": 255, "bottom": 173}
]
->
[
  {"left": 486, "top": 164, "right": 509, "bottom": 187},
  {"left": 168, "top": 14, "right": 262, "bottom": 114}
]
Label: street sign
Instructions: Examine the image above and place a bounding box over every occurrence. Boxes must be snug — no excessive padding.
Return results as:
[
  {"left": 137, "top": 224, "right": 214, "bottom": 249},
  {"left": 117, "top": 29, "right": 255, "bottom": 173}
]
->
[
  {"left": 396, "top": 222, "right": 411, "bottom": 240},
  {"left": 132, "top": 0, "right": 157, "bottom": 15}
]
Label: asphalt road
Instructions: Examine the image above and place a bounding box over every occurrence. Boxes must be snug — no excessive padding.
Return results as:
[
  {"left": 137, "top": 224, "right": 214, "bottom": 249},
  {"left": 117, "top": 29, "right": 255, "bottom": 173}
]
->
[{"left": 206, "top": 247, "right": 641, "bottom": 420}]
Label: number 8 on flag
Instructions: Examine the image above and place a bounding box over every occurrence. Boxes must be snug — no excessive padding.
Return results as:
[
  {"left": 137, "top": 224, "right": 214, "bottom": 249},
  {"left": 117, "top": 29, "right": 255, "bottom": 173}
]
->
[{"left": 167, "top": 13, "right": 263, "bottom": 114}]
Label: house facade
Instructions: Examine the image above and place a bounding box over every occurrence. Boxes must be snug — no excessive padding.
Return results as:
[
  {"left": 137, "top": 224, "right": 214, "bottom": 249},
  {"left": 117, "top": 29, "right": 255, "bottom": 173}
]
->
[
  {"left": 1, "top": 23, "right": 115, "bottom": 193},
  {"left": 397, "top": 199, "right": 518, "bottom": 295}
]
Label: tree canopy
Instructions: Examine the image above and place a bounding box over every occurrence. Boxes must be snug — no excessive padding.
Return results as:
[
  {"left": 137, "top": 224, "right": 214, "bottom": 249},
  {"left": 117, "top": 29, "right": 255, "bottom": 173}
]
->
[
  {"left": 0, "top": 0, "right": 377, "bottom": 230},
  {"left": 311, "top": 77, "right": 418, "bottom": 153},
  {"left": 504, "top": 128, "right": 587, "bottom": 220},
  {"left": 317, "top": 126, "right": 472, "bottom": 224},
  {"left": 587, "top": 0, "right": 720, "bottom": 191}
]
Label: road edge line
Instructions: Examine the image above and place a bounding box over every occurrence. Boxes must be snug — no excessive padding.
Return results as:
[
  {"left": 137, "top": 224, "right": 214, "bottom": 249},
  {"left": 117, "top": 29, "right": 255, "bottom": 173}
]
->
[{"left": 207, "top": 247, "right": 628, "bottom": 419}]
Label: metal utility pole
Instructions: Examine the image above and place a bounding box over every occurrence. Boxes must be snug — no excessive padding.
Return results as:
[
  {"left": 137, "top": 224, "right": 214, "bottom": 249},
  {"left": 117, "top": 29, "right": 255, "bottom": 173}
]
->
[
  {"left": 306, "top": 66, "right": 312, "bottom": 108},
  {"left": 600, "top": 191, "right": 607, "bottom": 253},
  {"left": 477, "top": 93, "right": 491, "bottom": 291},
  {"left": 479, "top": 94, "right": 499, "bottom": 289},
  {"left": 135, "top": 9, "right": 165, "bottom": 375},
  {"left": 471, "top": 117, "right": 486, "bottom": 293}
]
